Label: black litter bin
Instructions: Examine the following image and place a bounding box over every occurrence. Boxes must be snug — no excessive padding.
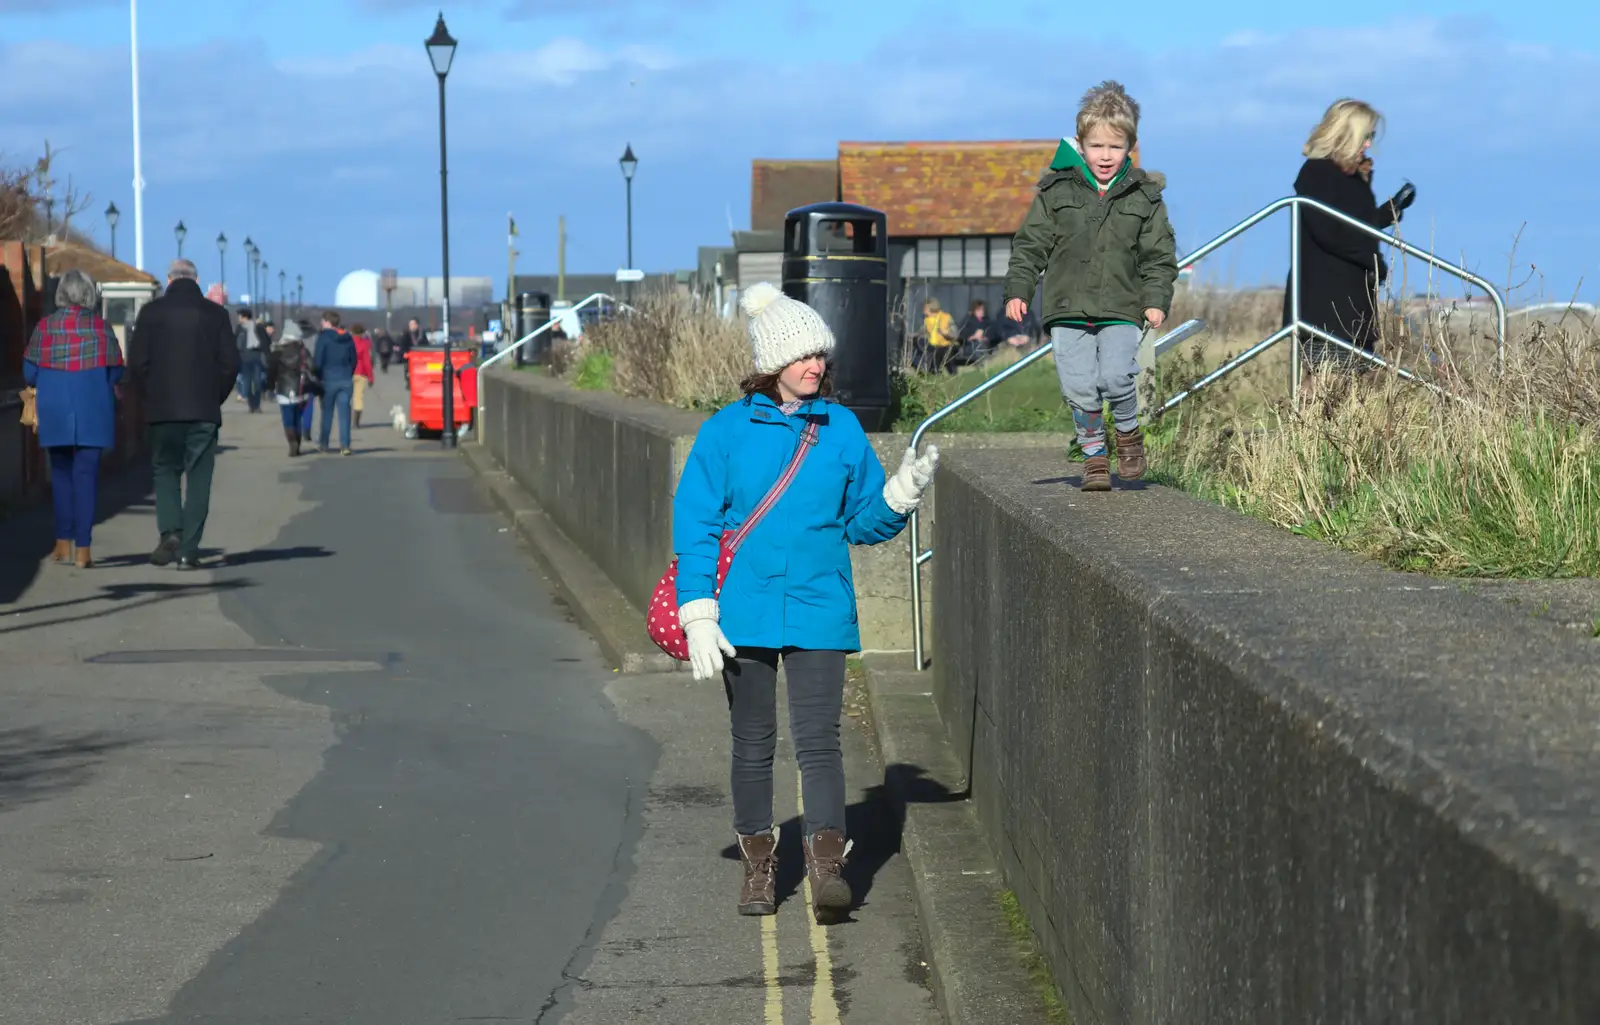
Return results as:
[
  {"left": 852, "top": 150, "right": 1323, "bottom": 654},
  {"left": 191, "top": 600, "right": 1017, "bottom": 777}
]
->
[
  {"left": 781, "top": 203, "right": 891, "bottom": 431},
  {"left": 514, "top": 291, "right": 551, "bottom": 366}
]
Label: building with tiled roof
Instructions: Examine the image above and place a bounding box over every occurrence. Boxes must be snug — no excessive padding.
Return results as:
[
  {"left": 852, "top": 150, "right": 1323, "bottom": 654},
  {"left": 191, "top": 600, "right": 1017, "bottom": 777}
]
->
[{"left": 740, "top": 139, "right": 1123, "bottom": 340}]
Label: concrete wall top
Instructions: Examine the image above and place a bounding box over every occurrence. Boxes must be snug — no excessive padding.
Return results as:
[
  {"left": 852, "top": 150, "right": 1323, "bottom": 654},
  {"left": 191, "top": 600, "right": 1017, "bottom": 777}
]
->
[{"left": 942, "top": 447, "right": 1600, "bottom": 922}]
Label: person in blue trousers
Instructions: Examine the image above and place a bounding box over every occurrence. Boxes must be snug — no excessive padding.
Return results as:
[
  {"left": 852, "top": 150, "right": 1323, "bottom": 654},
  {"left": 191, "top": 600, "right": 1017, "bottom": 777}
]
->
[
  {"left": 23, "top": 270, "right": 125, "bottom": 569},
  {"left": 672, "top": 282, "right": 939, "bottom": 922},
  {"left": 313, "top": 310, "right": 357, "bottom": 455}
]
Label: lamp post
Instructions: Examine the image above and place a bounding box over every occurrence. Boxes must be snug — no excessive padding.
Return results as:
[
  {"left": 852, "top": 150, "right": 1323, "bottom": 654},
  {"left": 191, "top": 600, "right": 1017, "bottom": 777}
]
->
[
  {"left": 216, "top": 232, "right": 228, "bottom": 295},
  {"left": 296, "top": 274, "right": 303, "bottom": 312},
  {"left": 426, "top": 12, "right": 459, "bottom": 448},
  {"left": 260, "top": 259, "right": 269, "bottom": 317},
  {"left": 244, "top": 237, "right": 255, "bottom": 303},
  {"left": 106, "top": 202, "right": 120, "bottom": 261},
  {"left": 174, "top": 220, "right": 187, "bottom": 260},
  {"left": 279, "top": 269, "right": 287, "bottom": 326},
  {"left": 619, "top": 143, "right": 637, "bottom": 300}
]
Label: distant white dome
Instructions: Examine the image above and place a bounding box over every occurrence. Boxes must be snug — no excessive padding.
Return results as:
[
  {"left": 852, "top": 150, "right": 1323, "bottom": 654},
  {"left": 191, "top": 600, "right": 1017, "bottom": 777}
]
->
[{"left": 334, "top": 269, "right": 382, "bottom": 308}]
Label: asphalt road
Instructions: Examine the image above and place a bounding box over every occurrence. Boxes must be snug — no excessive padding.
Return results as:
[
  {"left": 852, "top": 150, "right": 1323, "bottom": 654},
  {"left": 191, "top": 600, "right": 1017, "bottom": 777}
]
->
[{"left": 0, "top": 376, "right": 940, "bottom": 1025}]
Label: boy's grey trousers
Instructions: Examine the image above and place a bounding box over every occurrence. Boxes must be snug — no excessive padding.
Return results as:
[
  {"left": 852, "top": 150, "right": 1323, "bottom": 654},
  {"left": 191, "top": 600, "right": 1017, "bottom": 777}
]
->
[{"left": 1051, "top": 323, "right": 1143, "bottom": 453}]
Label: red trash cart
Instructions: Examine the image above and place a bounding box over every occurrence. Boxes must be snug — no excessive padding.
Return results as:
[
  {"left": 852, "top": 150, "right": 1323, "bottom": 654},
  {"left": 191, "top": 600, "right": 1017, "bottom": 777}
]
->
[{"left": 406, "top": 348, "right": 477, "bottom": 435}]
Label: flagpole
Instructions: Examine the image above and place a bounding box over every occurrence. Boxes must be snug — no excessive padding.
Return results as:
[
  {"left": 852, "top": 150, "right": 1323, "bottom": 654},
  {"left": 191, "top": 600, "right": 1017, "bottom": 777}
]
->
[{"left": 130, "top": 0, "right": 146, "bottom": 271}]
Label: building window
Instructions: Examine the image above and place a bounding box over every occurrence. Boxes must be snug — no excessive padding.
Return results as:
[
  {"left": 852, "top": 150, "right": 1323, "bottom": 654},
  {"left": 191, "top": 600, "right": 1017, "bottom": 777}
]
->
[
  {"left": 989, "top": 237, "right": 1011, "bottom": 279},
  {"left": 939, "top": 238, "right": 962, "bottom": 279},
  {"left": 916, "top": 239, "right": 938, "bottom": 278},
  {"left": 964, "top": 238, "right": 988, "bottom": 278},
  {"left": 898, "top": 246, "right": 915, "bottom": 278}
]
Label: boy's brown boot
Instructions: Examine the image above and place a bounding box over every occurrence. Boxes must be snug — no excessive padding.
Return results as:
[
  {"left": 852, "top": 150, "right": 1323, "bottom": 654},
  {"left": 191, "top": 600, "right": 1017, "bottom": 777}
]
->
[
  {"left": 736, "top": 830, "right": 778, "bottom": 916},
  {"left": 51, "top": 540, "right": 72, "bottom": 563},
  {"left": 1115, "top": 427, "right": 1147, "bottom": 480},
  {"left": 74, "top": 546, "right": 93, "bottom": 569},
  {"left": 1081, "top": 455, "right": 1112, "bottom": 492},
  {"left": 803, "top": 829, "right": 853, "bottom": 923}
]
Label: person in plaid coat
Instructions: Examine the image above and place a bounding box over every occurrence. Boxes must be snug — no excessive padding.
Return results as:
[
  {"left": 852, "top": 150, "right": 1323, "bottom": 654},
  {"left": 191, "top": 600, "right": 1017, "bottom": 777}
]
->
[{"left": 23, "top": 270, "right": 125, "bottom": 569}]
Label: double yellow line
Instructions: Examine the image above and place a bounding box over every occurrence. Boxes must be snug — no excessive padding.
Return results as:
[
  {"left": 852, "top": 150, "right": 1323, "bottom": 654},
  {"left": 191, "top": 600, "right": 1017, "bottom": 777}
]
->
[{"left": 759, "top": 768, "right": 843, "bottom": 1025}]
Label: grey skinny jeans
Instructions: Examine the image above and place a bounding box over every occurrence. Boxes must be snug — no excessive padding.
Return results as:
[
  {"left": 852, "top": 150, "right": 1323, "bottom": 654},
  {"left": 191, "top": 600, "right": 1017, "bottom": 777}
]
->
[{"left": 723, "top": 647, "right": 847, "bottom": 840}]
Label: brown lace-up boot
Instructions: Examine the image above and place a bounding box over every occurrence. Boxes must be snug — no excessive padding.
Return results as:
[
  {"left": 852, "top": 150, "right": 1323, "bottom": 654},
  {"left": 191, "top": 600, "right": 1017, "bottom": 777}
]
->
[
  {"left": 51, "top": 540, "right": 72, "bottom": 563},
  {"left": 736, "top": 830, "right": 778, "bottom": 916},
  {"left": 803, "top": 829, "right": 853, "bottom": 923},
  {"left": 1080, "top": 454, "right": 1112, "bottom": 492},
  {"left": 1115, "top": 427, "right": 1147, "bottom": 480}
]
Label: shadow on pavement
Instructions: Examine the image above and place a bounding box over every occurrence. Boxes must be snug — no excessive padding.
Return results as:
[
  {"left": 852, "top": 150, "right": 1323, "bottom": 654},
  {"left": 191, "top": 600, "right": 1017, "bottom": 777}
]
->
[
  {"left": 718, "top": 761, "right": 962, "bottom": 923},
  {"left": 0, "top": 579, "right": 255, "bottom": 637},
  {"left": 88, "top": 545, "right": 335, "bottom": 570},
  {"left": 0, "top": 725, "right": 141, "bottom": 811},
  {"left": 0, "top": 457, "right": 155, "bottom": 606}
]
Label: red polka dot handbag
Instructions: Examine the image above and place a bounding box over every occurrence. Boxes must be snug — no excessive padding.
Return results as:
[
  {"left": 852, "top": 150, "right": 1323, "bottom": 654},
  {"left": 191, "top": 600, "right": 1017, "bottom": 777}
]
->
[{"left": 647, "top": 422, "right": 820, "bottom": 661}]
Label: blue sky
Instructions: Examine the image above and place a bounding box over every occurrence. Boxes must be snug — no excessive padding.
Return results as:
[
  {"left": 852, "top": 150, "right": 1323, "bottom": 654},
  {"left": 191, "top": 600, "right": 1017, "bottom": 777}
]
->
[{"left": 2, "top": 0, "right": 1596, "bottom": 305}]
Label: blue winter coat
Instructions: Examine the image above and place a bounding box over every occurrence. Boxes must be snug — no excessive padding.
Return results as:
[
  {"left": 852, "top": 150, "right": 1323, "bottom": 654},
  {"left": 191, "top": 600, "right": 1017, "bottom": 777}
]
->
[
  {"left": 314, "top": 329, "right": 357, "bottom": 380},
  {"left": 23, "top": 361, "right": 124, "bottom": 450},
  {"left": 672, "top": 394, "right": 908, "bottom": 652}
]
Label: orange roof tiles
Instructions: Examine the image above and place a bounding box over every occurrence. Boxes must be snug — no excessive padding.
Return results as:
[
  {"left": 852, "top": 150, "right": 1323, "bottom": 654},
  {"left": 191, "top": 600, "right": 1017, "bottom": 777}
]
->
[{"left": 837, "top": 140, "right": 1058, "bottom": 237}]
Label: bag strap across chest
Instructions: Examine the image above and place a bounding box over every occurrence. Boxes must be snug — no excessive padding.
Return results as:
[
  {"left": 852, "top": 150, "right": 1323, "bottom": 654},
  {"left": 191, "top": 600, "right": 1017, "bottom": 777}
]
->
[{"left": 725, "top": 420, "right": 819, "bottom": 555}]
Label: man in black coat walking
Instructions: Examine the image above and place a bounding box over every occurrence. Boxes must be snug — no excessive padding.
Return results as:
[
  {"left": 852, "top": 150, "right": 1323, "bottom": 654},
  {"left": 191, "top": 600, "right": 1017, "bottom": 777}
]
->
[{"left": 127, "top": 259, "right": 242, "bottom": 569}]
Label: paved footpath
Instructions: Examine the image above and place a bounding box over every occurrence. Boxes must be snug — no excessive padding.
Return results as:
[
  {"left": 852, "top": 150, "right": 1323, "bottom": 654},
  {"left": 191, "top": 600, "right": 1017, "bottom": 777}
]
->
[{"left": 0, "top": 375, "right": 941, "bottom": 1025}]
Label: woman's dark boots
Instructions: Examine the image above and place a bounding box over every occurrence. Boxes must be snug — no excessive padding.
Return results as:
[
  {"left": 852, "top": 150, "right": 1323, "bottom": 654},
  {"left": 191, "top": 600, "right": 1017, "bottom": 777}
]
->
[
  {"left": 737, "top": 830, "right": 778, "bottom": 916},
  {"left": 285, "top": 428, "right": 301, "bottom": 457},
  {"left": 803, "top": 829, "right": 853, "bottom": 923}
]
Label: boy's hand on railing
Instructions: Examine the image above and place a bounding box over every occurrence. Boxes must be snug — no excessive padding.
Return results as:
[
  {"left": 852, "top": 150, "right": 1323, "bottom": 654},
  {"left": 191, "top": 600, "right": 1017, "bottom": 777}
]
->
[
  {"left": 1144, "top": 308, "right": 1165, "bottom": 330},
  {"left": 1005, "top": 298, "right": 1028, "bottom": 322}
]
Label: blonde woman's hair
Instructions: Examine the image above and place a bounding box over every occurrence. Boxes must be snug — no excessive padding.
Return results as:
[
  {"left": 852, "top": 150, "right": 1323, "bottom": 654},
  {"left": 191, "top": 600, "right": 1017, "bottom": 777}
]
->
[
  {"left": 1303, "top": 99, "right": 1382, "bottom": 174},
  {"left": 924, "top": 297, "right": 942, "bottom": 314},
  {"left": 1076, "top": 80, "right": 1140, "bottom": 147}
]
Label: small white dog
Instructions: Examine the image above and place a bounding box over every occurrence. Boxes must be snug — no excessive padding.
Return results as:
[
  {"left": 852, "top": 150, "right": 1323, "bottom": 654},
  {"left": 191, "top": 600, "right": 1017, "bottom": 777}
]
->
[{"left": 390, "top": 404, "right": 408, "bottom": 433}]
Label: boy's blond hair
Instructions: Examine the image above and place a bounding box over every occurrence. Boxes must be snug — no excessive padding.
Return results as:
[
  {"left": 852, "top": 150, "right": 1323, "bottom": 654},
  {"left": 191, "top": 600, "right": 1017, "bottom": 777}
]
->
[
  {"left": 1303, "top": 99, "right": 1382, "bottom": 174},
  {"left": 1076, "top": 80, "right": 1140, "bottom": 147}
]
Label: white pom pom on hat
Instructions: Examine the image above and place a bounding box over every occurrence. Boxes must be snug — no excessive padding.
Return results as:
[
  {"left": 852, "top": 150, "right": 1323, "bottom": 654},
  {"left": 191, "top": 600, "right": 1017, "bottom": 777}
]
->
[{"left": 740, "top": 281, "right": 836, "bottom": 374}]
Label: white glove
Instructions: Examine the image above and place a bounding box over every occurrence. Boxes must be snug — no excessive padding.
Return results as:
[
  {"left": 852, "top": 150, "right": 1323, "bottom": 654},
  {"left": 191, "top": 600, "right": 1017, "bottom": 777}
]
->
[
  {"left": 679, "top": 599, "right": 737, "bottom": 681},
  {"left": 883, "top": 444, "right": 940, "bottom": 514}
]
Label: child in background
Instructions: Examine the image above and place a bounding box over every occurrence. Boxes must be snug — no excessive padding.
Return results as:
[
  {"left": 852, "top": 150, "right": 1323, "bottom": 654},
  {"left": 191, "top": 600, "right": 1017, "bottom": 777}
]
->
[{"left": 1004, "top": 80, "right": 1178, "bottom": 491}]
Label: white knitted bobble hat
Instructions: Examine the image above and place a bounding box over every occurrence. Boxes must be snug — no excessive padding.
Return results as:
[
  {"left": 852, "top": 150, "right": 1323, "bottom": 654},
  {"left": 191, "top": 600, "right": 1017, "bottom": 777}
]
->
[{"left": 741, "top": 281, "right": 835, "bottom": 374}]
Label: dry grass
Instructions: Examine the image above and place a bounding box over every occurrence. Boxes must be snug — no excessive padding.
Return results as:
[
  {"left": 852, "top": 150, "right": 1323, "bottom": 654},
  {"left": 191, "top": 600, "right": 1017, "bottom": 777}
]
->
[
  {"left": 1148, "top": 315, "right": 1600, "bottom": 577},
  {"left": 563, "top": 290, "right": 747, "bottom": 410}
]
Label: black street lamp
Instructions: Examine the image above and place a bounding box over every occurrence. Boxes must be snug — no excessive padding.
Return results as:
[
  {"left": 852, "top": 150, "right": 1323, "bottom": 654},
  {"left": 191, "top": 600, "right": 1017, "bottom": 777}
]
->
[
  {"left": 106, "top": 202, "right": 120, "bottom": 261},
  {"left": 260, "top": 259, "right": 269, "bottom": 316},
  {"left": 174, "top": 220, "right": 187, "bottom": 260},
  {"left": 296, "top": 274, "right": 303, "bottom": 312},
  {"left": 279, "top": 268, "right": 287, "bottom": 326},
  {"left": 426, "top": 11, "right": 459, "bottom": 447},
  {"left": 244, "top": 237, "right": 256, "bottom": 303},
  {"left": 216, "top": 232, "right": 228, "bottom": 293},
  {"left": 620, "top": 143, "right": 638, "bottom": 299},
  {"left": 253, "top": 249, "right": 264, "bottom": 308}
]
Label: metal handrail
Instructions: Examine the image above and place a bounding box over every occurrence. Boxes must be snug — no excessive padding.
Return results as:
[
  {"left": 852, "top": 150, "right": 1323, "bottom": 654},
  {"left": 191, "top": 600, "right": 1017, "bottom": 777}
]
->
[
  {"left": 905, "top": 194, "right": 1511, "bottom": 670},
  {"left": 475, "top": 292, "right": 635, "bottom": 417},
  {"left": 905, "top": 319, "right": 1207, "bottom": 666}
]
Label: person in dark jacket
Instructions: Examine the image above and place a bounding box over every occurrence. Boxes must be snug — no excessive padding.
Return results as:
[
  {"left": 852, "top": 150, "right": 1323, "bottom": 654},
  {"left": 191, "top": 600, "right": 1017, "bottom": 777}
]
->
[
  {"left": 234, "top": 307, "right": 270, "bottom": 413},
  {"left": 313, "top": 310, "right": 358, "bottom": 454},
  {"left": 127, "top": 259, "right": 241, "bottom": 569},
  {"left": 1283, "top": 98, "right": 1416, "bottom": 379},
  {"left": 23, "top": 270, "right": 124, "bottom": 568},
  {"left": 266, "top": 319, "right": 317, "bottom": 456}
]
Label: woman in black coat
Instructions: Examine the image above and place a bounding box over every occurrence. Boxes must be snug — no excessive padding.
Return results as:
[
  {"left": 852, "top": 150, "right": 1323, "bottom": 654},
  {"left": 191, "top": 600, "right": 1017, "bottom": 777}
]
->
[{"left": 1284, "top": 99, "right": 1415, "bottom": 373}]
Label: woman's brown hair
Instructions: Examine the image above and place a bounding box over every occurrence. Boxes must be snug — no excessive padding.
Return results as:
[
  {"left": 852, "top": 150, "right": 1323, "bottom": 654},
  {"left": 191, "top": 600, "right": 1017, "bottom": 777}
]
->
[{"left": 740, "top": 361, "right": 835, "bottom": 402}]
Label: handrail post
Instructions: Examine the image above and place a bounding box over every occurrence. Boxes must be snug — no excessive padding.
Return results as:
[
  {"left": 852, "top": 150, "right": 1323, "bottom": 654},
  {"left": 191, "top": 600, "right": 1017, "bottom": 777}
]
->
[{"left": 1289, "top": 201, "right": 1302, "bottom": 403}]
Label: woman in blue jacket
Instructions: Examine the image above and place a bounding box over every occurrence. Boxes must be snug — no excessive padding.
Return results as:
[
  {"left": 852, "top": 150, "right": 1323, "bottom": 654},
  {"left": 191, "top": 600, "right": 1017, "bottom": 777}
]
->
[
  {"left": 23, "top": 270, "right": 124, "bottom": 569},
  {"left": 673, "top": 283, "right": 939, "bottom": 922}
]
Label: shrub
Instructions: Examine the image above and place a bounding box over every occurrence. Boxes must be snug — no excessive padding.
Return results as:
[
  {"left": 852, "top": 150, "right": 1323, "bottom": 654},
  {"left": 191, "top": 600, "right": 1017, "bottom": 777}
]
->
[{"left": 564, "top": 291, "right": 747, "bottom": 409}]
